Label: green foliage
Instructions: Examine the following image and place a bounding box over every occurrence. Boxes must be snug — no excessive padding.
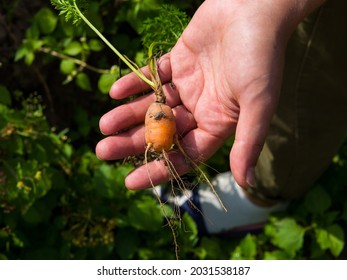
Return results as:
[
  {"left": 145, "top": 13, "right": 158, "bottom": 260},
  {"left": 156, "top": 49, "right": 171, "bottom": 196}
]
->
[
  {"left": 127, "top": 196, "right": 163, "bottom": 231},
  {"left": 0, "top": 88, "right": 183, "bottom": 259},
  {"left": 315, "top": 225, "right": 344, "bottom": 257},
  {"left": 15, "top": 1, "right": 190, "bottom": 93},
  {"left": 98, "top": 71, "right": 119, "bottom": 94},
  {"left": 140, "top": 5, "right": 190, "bottom": 53},
  {"left": 115, "top": 0, "right": 165, "bottom": 33},
  {"left": 265, "top": 217, "right": 306, "bottom": 258},
  {"left": 51, "top": 0, "right": 86, "bottom": 25},
  {"left": 304, "top": 185, "right": 331, "bottom": 214},
  {"left": 15, "top": 4, "right": 114, "bottom": 93},
  {"left": 231, "top": 234, "right": 257, "bottom": 260},
  {"left": 0, "top": 92, "right": 56, "bottom": 212},
  {"left": 260, "top": 180, "right": 346, "bottom": 259},
  {"left": 75, "top": 72, "right": 92, "bottom": 91},
  {"left": 36, "top": 7, "right": 59, "bottom": 34}
]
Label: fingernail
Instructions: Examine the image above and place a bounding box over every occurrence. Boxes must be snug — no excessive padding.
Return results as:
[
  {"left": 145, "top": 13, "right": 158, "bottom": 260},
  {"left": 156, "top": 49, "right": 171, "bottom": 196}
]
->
[{"left": 246, "top": 167, "right": 256, "bottom": 188}]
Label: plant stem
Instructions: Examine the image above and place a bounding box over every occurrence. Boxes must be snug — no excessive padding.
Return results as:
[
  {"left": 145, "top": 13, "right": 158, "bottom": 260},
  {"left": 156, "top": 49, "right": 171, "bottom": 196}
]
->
[
  {"left": 39, "top": 47, "right": 110, "bottom": 74},
  {"left": 73, "top": 1, "right": 155, "bottom": 88},
  {"left": 148, "top": 42, "right": 173, "bottom": 103},
  {"left": 147, "top": 42, "right": 172, "bottom": 75}
]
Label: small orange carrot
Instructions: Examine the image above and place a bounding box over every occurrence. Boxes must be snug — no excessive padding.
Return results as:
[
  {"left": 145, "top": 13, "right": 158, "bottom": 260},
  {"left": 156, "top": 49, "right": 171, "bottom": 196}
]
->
[
  {"left": 145, "top": 102, "right": 176, "bottom": 152},
  {"left": 144, "top": 100, "right": 226, "bottom": 261}
]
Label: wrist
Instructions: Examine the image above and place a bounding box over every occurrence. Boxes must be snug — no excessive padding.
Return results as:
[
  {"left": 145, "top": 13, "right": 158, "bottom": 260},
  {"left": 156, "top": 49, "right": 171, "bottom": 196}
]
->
[{"left": 208, "top": 0, "right": 326, "bottom": 41}]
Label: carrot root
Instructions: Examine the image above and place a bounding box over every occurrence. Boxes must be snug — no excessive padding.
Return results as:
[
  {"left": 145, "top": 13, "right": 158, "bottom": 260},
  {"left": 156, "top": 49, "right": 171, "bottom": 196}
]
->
[{"left": 145, "top": 143, "right": 180, "bottom": 260}]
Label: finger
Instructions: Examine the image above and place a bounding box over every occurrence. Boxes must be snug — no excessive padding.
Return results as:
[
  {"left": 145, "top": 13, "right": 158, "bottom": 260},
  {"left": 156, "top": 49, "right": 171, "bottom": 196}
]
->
[
  {"left": 125, "top": 151, "right": 188, "bottom": 190},
  {"left": 99, "top": 82, "right": 182, "bottom": 135},
  {"left": 229, "top": 92, "right": 277, "bottom": 188},
  {"left": 125, "top": 128, "right": 225, "bottom": 190},
  {"left": 96, "top": 105, "right": 196, "bottom": 161},
  {"left": 96, "top": 126, "right": 146, "bottom": 160},
  {"left": 173, "top": 105, "right": 197, "bottom": 137},
  {"left": 99, "top": 94, "right": 154, "bottom": 136},
  {"left": 110, "top": 54, "right": 172, "bottom": 99}
]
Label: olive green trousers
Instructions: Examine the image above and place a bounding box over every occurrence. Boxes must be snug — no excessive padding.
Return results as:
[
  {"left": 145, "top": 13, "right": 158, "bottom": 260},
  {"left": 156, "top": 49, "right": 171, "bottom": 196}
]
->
[{"left": 253, "top": 0, "right": 347, "bottom": 201}]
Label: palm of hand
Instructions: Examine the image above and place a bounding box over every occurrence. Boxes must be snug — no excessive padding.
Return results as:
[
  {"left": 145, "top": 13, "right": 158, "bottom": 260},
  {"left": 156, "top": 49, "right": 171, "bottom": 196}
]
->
[{"left": 96, "top": 0, "right": 287, "bottom": 189}]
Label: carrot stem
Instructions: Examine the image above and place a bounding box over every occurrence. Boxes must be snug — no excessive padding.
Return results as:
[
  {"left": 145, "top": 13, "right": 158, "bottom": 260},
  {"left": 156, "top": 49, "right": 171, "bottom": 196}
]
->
[{"left": 73, "top": 1, "right": 155, "bottom": 88}]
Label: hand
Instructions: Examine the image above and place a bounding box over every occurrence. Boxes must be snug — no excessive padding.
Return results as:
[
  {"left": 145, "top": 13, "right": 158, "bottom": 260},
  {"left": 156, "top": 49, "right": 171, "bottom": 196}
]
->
[{"left": 96, "top": 0, "right": 325, "bottom": 189}]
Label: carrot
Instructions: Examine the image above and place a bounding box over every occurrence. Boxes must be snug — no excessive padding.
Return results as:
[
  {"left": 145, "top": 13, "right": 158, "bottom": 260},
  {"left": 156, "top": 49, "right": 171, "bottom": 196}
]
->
[
  {"left": 142, "top": 100, "right": 179, "bottom": 259},
  {"left": 145, "top": 102, "right": 176, "bottom": 153},
  {"left": 143, "top": 95, "right": 227, "bottom": 260}
]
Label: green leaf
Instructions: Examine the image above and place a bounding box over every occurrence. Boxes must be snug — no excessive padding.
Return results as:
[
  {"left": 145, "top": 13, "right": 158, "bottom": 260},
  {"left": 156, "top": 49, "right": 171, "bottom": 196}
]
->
[
  {"left": 23, "top": 39, "right": 43, "bottom": 65},
  {"left": 12, "top": 234, "right": 24, "bottom": 248},
  {"left": 264, "top": 250, "right": 291, "bottom": 260},
  {"left": 265, "top": 217, "right": 305, "bottom": 257},
  {"left": 113, "top": 164, "right": 133, "bottom": 192},
  {"left": 75, "top": 72, "right": 92, "bottom": 91},
  {"left": 304, "top": 185, "right": 331, "bottom": 214},
  {"left": 59, "top": 14, "right": 81, "bottom": 36},
  {"left": 231, "top": 234, "right": 257, "bottom": 260},
  {"left": 35, "top": 7, "right": 58, "bottom": 34},
  {"left": 88, "top": 38, "right": 104, "bottom": 51},
  {"left": 93, "top": 164, "right": 118, "bottom": 198},
  {"left": 64, "top": 41, "right": 82, "bottom": 56},
  {"left": 310, "top": 237, "right": 327, "bottom": 259},
  {"left": 98, "top": 73, "right": 117, "bottom": 94},
  {"left": 14, "top": 39, "right": 42, "bottom": 64},
  {"left": 0, "top": 85, "right": 11, "bottom": 106},
  {"left": 14, "top": 46, "right": 28, "bottom": 62},
  {"left": 60, "top": 59, "right": 76, "bottom": 75},
  {"left": 25, "top": 24, "right": 40, "bottom": 40},
  {"left": 315, "top": 224, "right": 345, "bottom": 257},
  {"left": 25, "top": 52, "right": 35, "bottom": 65},
  {"left": 127, "top": 196, "right": 162, "bottom": 232},
  {"left": 140, "top": 5, "right": 190, "bottom": 52},
  {"left": 134, "top": 51, "right": 146, "bottom": 67},
  {"left": 50, "top": 0, "right": 85, "bottom": 25}
]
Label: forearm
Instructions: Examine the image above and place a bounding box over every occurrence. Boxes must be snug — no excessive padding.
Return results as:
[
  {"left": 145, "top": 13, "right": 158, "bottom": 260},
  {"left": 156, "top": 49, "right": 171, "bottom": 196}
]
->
[
  {"left": 199, "top": 0, "right": 327, "bottom": 42},
  {"left": 269, "top": 0, "right": 327, "bottom": 41}
]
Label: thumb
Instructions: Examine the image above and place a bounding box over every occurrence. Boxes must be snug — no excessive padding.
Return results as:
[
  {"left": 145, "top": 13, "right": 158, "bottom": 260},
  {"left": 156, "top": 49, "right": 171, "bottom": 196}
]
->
[{"left": 229, "top": 93, "right": 277, "bottom": 188}]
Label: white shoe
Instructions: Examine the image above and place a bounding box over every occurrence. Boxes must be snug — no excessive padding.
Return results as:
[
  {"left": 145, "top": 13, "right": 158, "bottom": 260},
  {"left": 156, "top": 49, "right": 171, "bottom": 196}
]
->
[{"left": 161, "top": 172, "right": 288, "bottom": 235}]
